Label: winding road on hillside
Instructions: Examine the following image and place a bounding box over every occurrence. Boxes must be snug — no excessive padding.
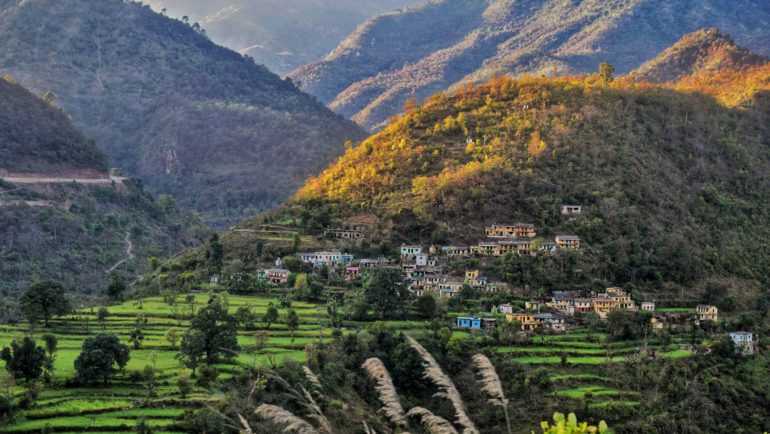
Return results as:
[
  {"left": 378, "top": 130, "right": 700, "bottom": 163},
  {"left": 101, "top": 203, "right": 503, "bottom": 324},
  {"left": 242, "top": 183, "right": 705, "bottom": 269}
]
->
[{"left": 105, "top": 232, "right": 134, "bottom": 274}]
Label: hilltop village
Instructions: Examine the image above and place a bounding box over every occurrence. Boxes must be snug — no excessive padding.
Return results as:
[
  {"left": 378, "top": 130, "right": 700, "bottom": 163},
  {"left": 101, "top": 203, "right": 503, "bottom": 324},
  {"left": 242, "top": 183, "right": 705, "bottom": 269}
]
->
[{"left": 242, "top": 205, "right": 753, "bottom": 356}]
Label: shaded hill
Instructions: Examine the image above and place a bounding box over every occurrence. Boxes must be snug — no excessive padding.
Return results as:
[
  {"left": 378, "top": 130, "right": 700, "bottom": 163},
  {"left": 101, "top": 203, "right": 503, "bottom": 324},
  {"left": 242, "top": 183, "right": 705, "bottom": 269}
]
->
[
  {"left": 290, "top": 0, "right": 770, "bottom": 129},
  {"left": 0, "top": 77, "right": 207, "bottom": 297},
  {"left": 633, "top": 28, "right": 769, "bottom": 83},
  {"left": 143, "top": 0, "right": 424, "bottom": 76},
  {"left": 290, "top": 69, "right": 770, "bottom": 291},
  {"left": 0, "top": 0, "right": 366, "bottom": 227},
  {"left": 0, "top": 78, "right": 106, "bottom": 175}
]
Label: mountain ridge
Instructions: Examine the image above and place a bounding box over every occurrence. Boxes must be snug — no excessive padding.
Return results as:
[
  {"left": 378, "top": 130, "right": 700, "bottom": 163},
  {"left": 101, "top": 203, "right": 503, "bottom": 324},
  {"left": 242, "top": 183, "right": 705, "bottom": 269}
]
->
[
  {"left": 290, "top": 0, "right": 770, "bottom": 129},
  {"left": 0, "top": 0, "right": 366, "bottom": 227}
]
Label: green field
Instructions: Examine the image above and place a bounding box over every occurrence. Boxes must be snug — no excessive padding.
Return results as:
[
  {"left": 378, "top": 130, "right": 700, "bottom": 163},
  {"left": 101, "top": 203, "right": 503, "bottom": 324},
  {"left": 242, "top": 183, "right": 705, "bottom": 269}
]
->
[{"left": 0, "top": 294, "right": 696, "bottom": 433}]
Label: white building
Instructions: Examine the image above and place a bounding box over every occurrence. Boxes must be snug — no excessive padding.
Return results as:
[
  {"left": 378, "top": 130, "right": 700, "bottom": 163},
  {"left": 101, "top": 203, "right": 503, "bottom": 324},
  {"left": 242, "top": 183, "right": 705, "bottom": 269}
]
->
[{"left": 729, "top": 331, "right": 755, "bottom": 355}]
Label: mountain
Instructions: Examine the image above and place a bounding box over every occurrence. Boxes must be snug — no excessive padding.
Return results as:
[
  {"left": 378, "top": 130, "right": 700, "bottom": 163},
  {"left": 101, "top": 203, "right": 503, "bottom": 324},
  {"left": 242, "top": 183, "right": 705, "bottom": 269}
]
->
[
  {"left": 0, "top": 77, "right": 207, "bottom": 297},
  {"left": 633, "top": 28, "right": 769, "bottom": 83},
  {"left": 0, "top": 0, "right": 366, "bottom": 227},
  {"left": 142, "top": 0, "right": 425, "bottom": 76},
  {"left": 289, "top": 0, "right": 770, "bottom": 129},
  {"left": 289, "top": 68, "right": 770, "bottom": 293}
]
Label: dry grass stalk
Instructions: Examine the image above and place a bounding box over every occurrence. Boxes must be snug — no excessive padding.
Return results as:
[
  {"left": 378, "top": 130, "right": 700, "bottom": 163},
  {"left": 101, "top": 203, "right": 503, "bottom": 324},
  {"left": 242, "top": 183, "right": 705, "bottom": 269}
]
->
[
  {"left": 471, "top": 354, "right": 511, "bottom": 434},
  {"left": 406, "top": 337, "right": 479, "bottom": 434},
  {"left": 362, "top": 358, "right": 408, "bottom": 427},
  {"left": 255, "top": 404, "right": 320, "bottom": 434},
  {"left": 303, "top": 366, "right": 323, "bottom": 393},
  {"left": 407, "top": 407, "right": 459, "bottom": 434}
]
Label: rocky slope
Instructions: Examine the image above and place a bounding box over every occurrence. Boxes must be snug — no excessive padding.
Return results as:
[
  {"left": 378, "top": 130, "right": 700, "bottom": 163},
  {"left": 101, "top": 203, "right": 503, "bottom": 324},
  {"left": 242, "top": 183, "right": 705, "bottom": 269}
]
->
[
  {"left": 0, "top": 0, "right": 366, "bottom": 227},
  {"left": 290, "top": 0, "right": 770, "bottom": 129}
]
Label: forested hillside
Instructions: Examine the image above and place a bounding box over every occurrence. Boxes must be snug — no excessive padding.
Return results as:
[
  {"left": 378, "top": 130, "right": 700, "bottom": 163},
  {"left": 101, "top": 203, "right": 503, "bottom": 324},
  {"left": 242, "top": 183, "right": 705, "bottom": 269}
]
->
[
  {"left": 633, "top": 28, "right": 769, "bottom": 82},
  {"left": 143, "top": 0, "right": 423, "bottom": 76},
  {"left": 290, "top": 0, "right": 770, "bottom": 129},
  {"left": 0, "top": 0, "right": 366, "bottom": 227},
  {"left": 292, "top": 68, "right": 770, "bottom": 292},
  {"left": 0, "top": 77, "right": 207, "bottom": 297}
]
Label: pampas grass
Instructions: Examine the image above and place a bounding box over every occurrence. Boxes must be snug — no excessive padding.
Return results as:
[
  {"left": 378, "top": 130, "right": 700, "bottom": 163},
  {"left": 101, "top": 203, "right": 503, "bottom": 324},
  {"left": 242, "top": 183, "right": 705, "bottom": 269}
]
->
[
  {"left": 362, "top": 358, "right": 408, "bottom": 427},
  {"left": 472, "top": 354, "right": 511, "bottom": 434},
  {"left": 407, "top": 407, "right": 459, "bottom": 434},
  {"left": 303, "top": 366, "right": 323, "bottom": 394},
  {"left": 407, "top": 336, "right": 479, "bottom": 434},
  {"left": 255, "top": 404, "right": 320, "bottom": 434}
]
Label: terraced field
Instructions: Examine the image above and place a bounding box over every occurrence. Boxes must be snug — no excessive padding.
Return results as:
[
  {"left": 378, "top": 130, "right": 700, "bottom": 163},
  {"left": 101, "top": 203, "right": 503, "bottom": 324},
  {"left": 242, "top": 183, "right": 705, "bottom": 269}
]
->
[
  {"left": 0, "top": 294, "right": 337, "bottom": 433},
  {"left": 493, "top": 330, "right": 695, "bottom": 409}
]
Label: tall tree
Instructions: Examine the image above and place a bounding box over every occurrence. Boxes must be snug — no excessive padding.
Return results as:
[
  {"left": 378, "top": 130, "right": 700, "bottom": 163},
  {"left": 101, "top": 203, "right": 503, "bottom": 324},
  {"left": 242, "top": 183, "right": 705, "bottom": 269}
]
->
[
  {"left": 361, "top": 268, "right": 411, "bottom": 319},
  {"left": 285, "top": 309, "right": 299, "bottom": 342},
  {"left": 205, "top": 234, "right": 224, "bottom": 274},
  {"left": 19, "top": 280, "right": 70, "bottom": 326},
  {"left": 599, "top": 62, "right": 615, "bottom": 85},
  {"left": 74, "top": 334, "right": 130, "bottom": 385},
  {"left": 0, "top": 337, "right": 45, "bottom": 386},
  {"left": 180, "top": 295, "right": 239, "bottom": 366},
  {"left": 41, "top": 334, "right": 58, "bottom": 384}
]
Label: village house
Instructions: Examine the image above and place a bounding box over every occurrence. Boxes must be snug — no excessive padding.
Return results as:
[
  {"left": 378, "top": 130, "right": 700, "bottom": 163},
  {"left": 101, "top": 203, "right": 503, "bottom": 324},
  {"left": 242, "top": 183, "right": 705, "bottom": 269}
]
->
[
  {"left": 358, "top": 257, "right": 389, "bottom": 268},
  {"left": 533, "top": 313, "right": 567, "bottom": 332},
  {"left": 555, "top": 235, "right": 581, "bottom": 250},
  {"left": 400, "top": 245, "right": 424, "bottom": 260},
  {"left": 547, "top": 293, "right": 576, "bottom": 316},
  {"left": 574, "top": 298, "right": 593, "bottom": 314},
  {"left": 496, "top": 303, "right": 514, "bottom": 314},
  {"left": 456, "top": 316, "right": 482, "bottom": 329},
  {"left": 300, "top": 251, "right": 354, "bottom": 268},
  {"left": 538, "top": 242, "right": 558, "bottom": 255},
  {"left": 264, "top": 268, "right": 290, "bottom": 284},
  {"left": 729, "top": 331, "right": 755, "bottom": 355},
  {"left": 592, "top": 297, "right": 618, "bottom": 319},
  {"left": 438, "top": 278, "right": 464, "bottom": 298},
  {"left": 444, "top": 245, "right": 471, "bottom": 257},
  {"left": 561, "top": 205, "right": 582, "bottom": 217},
  {"left": 344, "top": 266, "right": 360, "bottom": 281},
  {"left": 323, "top": 226, "right": 365, "bottom": 240},
  {"left": 697, "top": 304, "right": 719, "bottom": 323},
  {"left": 641, "top": 301, "right": 655, "bottom": 312},
  {"left": 606, "top": 287, "right": 637, "bottom": 310},
  {"left": 485, "top": 223, "right": 537, "bottom": 239},
  {"left": 494, "top": 240, "right": 533, "bottom": 257},
  {"left": 471, "top": 241, "right": 498, "bottom": 256},
  {"left": 506, "top": 313, "right": 540, "bottom": 331},
  {"left": 525, "top": 300, "right": 545, "bottom": 311}
]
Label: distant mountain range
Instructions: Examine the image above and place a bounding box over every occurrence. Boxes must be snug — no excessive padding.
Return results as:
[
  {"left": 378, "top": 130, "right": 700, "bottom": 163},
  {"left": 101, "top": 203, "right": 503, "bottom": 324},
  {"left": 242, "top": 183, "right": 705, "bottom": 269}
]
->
[
  {"left": 0, "top": 0, "right": 366, "bottom": 227},
  {"left": 142, "top": 0, "right": 424, "bottom": 76},
  {"left": 0, "top": 78, "right": 206, "bottom": 297},
  {"left": 289, "top": 0, "right": 770, "bottom": 129}
]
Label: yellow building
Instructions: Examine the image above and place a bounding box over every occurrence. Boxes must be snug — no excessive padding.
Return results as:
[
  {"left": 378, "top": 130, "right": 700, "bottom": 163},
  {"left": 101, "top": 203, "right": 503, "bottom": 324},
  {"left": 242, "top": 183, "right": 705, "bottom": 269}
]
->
[
  {"left": 697, "top": 304, "right": 718, "bottom": 322},
  {"left": 555, "top": 235, "right": 581, "bottom": 250},
  {"left": 505, "top": 313, "right": 540, "bottom": 331}
]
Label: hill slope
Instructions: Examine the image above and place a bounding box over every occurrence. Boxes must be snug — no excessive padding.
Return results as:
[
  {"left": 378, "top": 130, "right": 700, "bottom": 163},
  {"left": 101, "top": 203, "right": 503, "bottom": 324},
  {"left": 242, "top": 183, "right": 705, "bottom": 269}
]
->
[
  {"left": 633, "top": 28, "right": 769, "bottom": 82},
  {"left": 292, "top": 69, "right": 770, "bottom": 291},
  {"left": 0, "top": 77, "right": 207, "bottom": 297},
  {"left": 0, "top": 0, "right": 366, "bottom": 227},
  {"left": 290, "top": 0, "right": 770, "bottom": 129},
  {"left": 143, "top": 0, "right": 424, "bottom": 76}
]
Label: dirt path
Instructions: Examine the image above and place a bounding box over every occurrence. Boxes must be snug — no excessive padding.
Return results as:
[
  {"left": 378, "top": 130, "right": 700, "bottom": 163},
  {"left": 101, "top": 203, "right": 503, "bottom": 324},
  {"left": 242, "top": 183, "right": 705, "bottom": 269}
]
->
[{"left": 106, "top": 232, "right": 134, "bottom": 274}]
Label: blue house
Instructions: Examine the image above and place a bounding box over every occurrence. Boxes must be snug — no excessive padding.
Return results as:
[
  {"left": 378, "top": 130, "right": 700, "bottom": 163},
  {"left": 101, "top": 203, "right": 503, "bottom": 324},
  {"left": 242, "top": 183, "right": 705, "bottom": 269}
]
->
[{"left": 456, "top": 316, "right": 482, "bottom": 329}]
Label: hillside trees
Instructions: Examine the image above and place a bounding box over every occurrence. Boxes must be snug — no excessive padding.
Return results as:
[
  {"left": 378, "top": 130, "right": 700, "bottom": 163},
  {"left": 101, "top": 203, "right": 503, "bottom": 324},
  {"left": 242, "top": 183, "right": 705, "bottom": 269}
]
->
[
  {"left": 19, "top": 280, "right": 70, "bottom": 326},
  {"left": 74, "top": 334, "right": 130, "bottom": 385},
  {"left": 0, "top": 338, "right": 45, "bottom": 386},
  {"left": 359, "top": 268, "right": 411, "bottom": 319},
  {"left": 180, "top": 295, "right": 239, "bottom": 370}
]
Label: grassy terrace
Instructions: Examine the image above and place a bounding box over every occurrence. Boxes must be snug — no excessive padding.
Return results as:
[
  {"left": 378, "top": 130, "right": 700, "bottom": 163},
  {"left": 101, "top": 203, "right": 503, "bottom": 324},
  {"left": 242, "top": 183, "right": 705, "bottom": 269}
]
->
[{"left": 0, "top": 293, "right": 696, "bottom": 433}]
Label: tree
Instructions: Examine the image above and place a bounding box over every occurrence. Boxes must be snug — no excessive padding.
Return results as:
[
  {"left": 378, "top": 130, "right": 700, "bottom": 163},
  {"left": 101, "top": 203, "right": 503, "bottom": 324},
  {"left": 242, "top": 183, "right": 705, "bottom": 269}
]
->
[
  {"left": 106, "top": 273, "right": 127, "bottom": 301},
  {"left": 285, "top": 309, "right": 299, "bottom": 343},
  {"left": 180, "top": 296, "right": 239, "bottom": 367},
  {"left": 165, "top": 328, "right": 180, "bottom": 349},
  {"left": 129, "top": 315, "right": 148, "bottom": 350},
  {"left": 135, "top": 417, "right": 153, "bottom": 434},
  {"left": 1, "top": 338, "right": 45, "bottom": 385},
  {"left": 41, "top": 334, "right": 57, "bottom": 384},
  {"left": 205, "top": 234, "right": 224, "bottom": 274},
  {"left": 97, "top": 308, "right": 110, "bottom": 331},
  {"left": 235, "top": 306, "right": 256, "bottom": 330},
  {"left": 262, "top": 305, "right": 279, "bottom": 329},
  {"left": 599, "top": 62, "right": 614, "bottom": 86},
  {"left": 415, "top": 294, "right": 437, "bottom": 320},
  {"left": 291, "top": 233, "right": 301, "bottom": 253},
  {"left": 141, "top": 365, "right": 158, "bottom": 405},
  {"left": 74, "top": 334, "right": 130, "bottom": 385},
  {"left": 253, "top": 331, "right": 268, "bottom": 353},
  {"left": 326, "top": 301, "right": 342, "bottom": 329},
  {"left": 361, "top": 268, "right": 411, "bottom": 319},
  {"left": 19, "top": 280, "right": 70, "bottom": 326}
]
